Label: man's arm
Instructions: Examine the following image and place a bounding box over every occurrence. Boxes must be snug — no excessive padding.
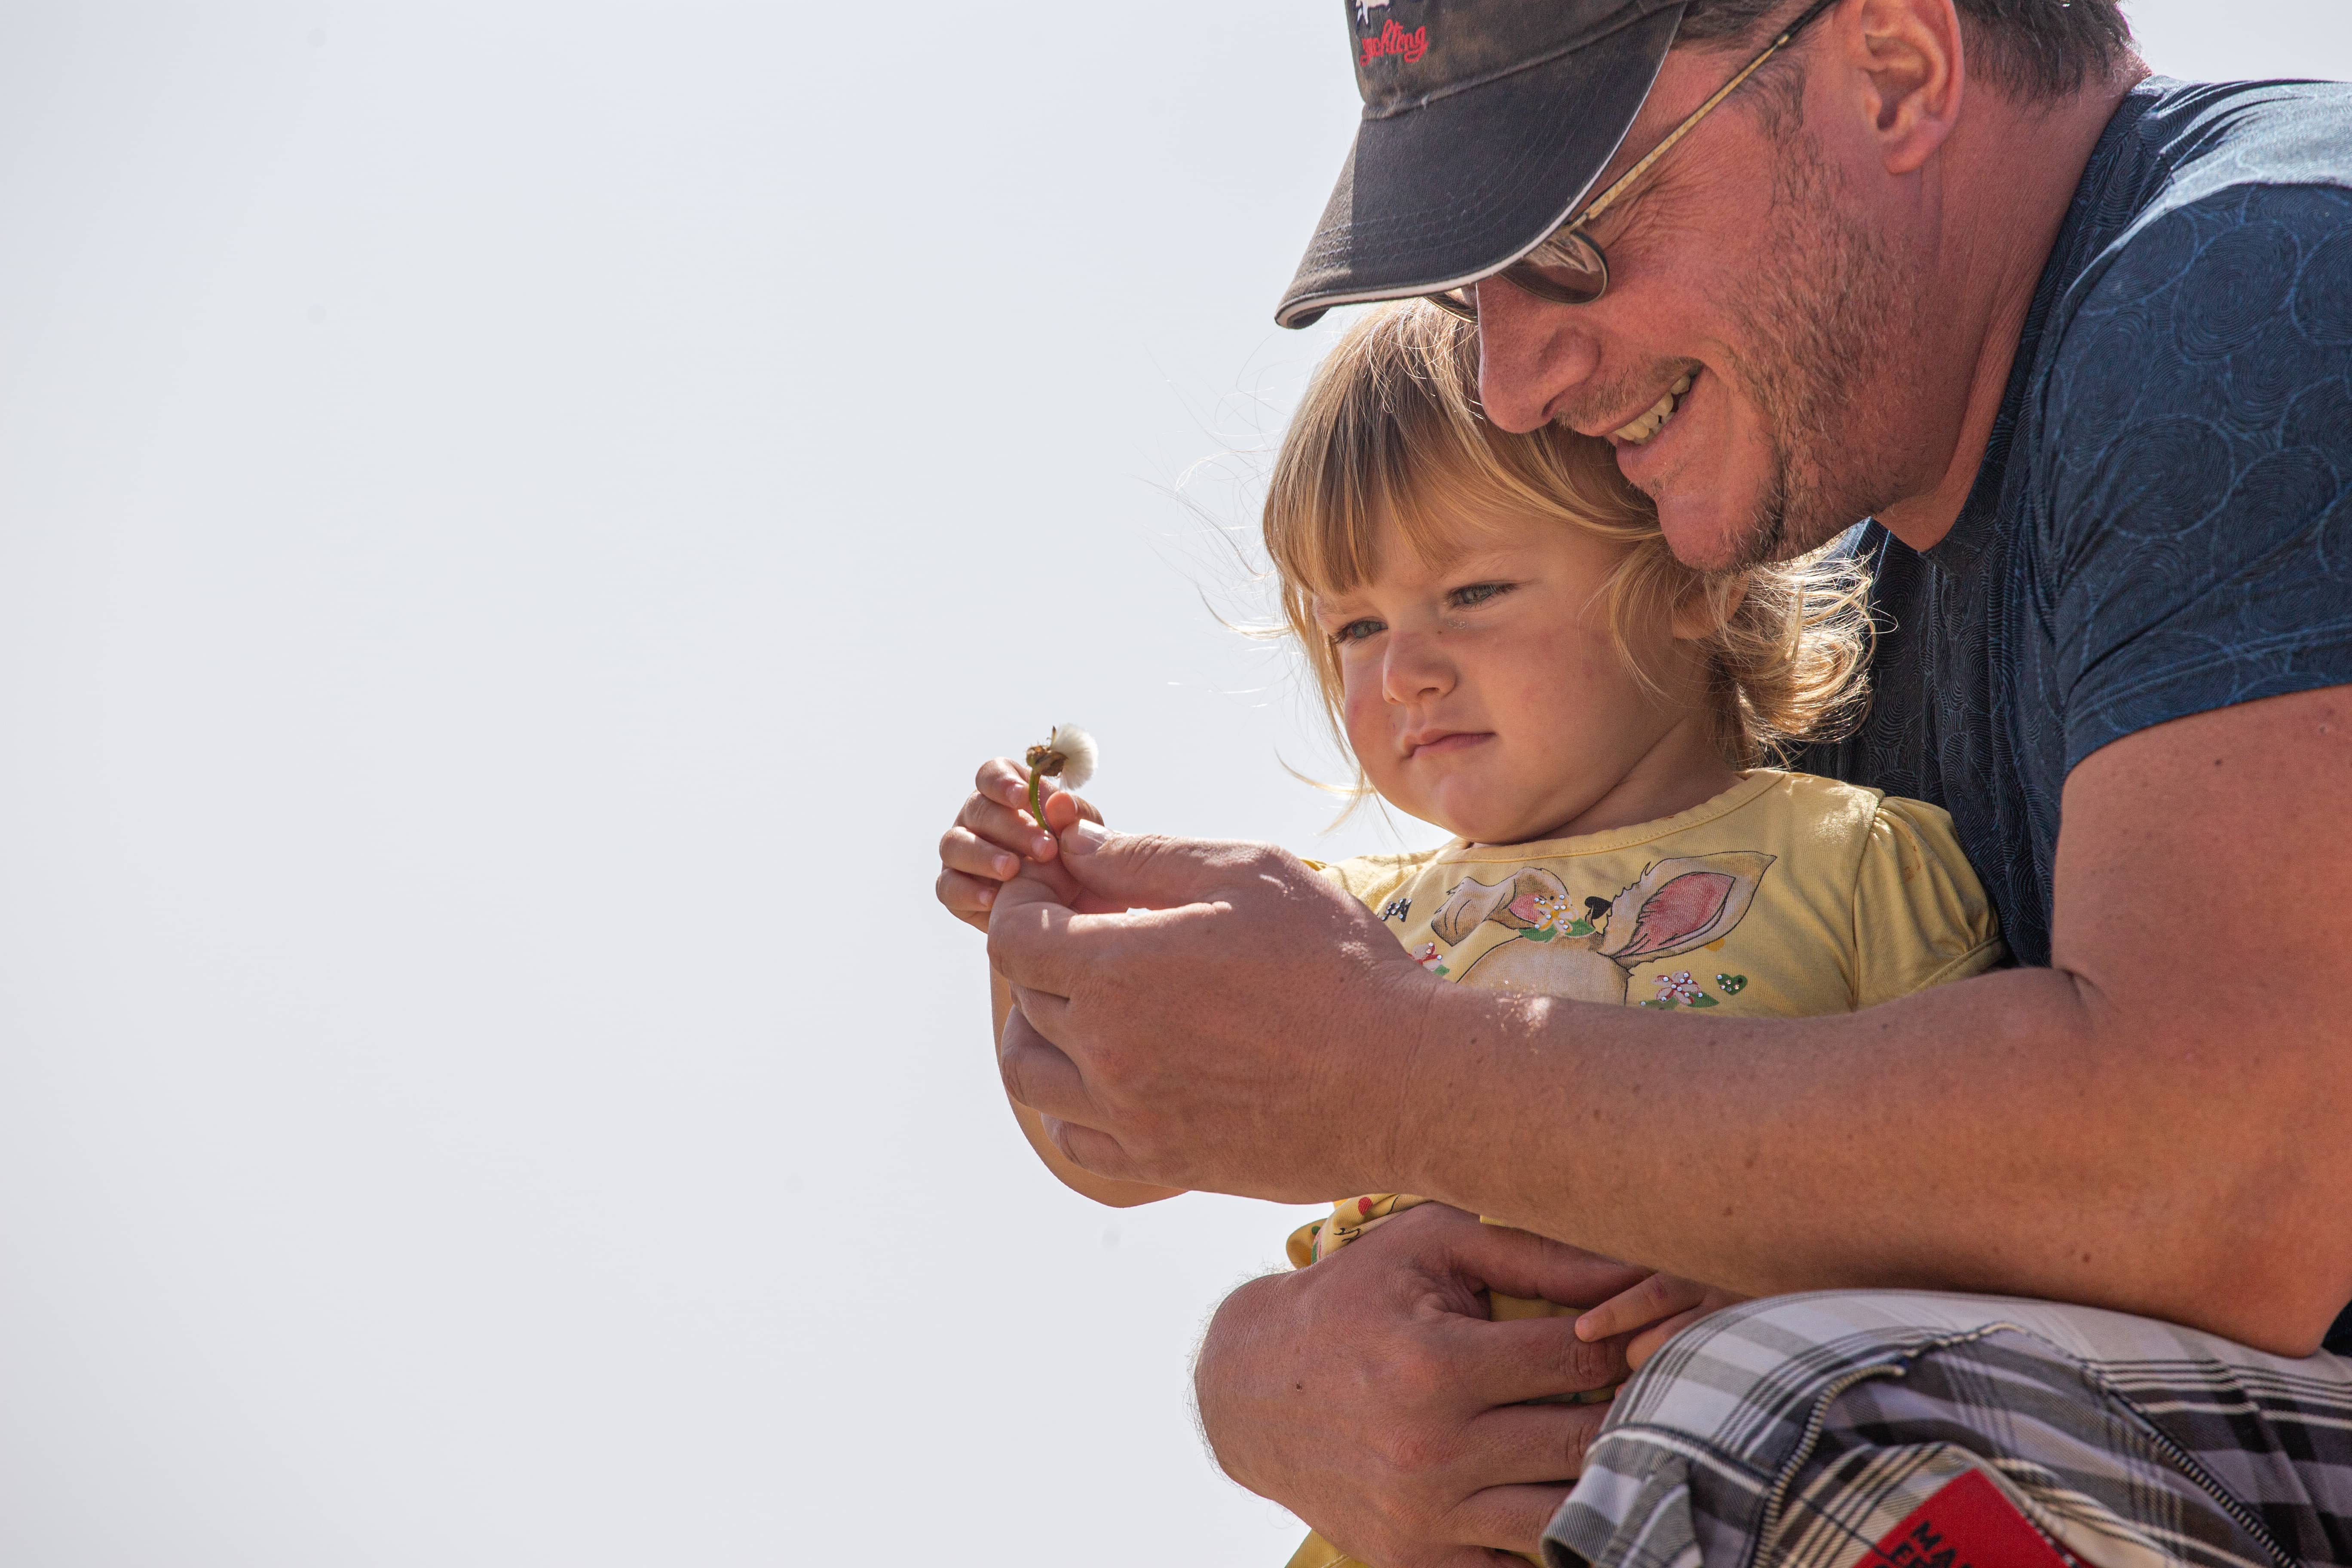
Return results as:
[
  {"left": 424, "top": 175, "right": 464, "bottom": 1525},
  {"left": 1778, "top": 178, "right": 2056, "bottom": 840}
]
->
[{"left": 993, "top": 686, "right": 2352, "bottom": 1354}]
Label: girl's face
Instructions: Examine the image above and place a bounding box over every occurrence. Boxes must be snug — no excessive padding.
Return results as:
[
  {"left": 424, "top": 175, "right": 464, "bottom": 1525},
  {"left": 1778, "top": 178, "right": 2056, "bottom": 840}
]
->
[{"left": 1312, "top": 508, "right": 1734, "bottom": 846}]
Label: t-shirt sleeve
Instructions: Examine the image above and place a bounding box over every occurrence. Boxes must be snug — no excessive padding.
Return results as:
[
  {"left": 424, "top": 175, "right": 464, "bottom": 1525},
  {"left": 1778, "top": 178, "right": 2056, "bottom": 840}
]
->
[
  {"left": 2040, "top": 182, "right": 2352, "bottom": 773},
  {"left": 1852, "top": 796, "right": 2006, "bottom": 1010},
  {"left": 1311, "top": 854, "right": 1407, "bottom": 915}
]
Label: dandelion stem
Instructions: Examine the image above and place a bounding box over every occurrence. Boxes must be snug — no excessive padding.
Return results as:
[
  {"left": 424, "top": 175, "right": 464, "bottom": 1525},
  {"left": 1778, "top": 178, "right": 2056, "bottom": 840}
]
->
[{"left": 1028, "top": 765, "right": 1046, "bottom": 832}]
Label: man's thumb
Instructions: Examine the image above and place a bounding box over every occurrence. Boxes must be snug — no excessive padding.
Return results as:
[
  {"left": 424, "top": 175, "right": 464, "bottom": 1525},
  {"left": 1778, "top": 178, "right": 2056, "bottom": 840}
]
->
[{"left": 1056, "top": 821, "right": 1222, "bottom": 911}]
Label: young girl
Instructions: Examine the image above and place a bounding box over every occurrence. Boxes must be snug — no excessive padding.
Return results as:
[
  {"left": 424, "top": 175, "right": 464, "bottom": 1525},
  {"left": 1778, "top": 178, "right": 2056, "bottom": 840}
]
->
[{"left": 934, "top": 300, "right": 2003, "bottom": 1568}]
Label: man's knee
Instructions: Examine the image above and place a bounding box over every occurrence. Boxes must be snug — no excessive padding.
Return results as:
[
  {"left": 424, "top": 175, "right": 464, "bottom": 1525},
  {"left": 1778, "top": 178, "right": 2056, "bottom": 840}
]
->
[
  {"left": 1607, "top": 1289, "right": 2043, "bottom": 1456},
  {"left": 1553, "top": 1291, "right": 2342, "bottom": 1568}
]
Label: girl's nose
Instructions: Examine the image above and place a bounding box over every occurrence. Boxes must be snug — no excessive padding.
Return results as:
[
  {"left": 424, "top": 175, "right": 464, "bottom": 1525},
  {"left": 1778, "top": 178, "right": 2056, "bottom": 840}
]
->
[{"left": 1381, "top": 631, "right": 1455, "bottom": 705}]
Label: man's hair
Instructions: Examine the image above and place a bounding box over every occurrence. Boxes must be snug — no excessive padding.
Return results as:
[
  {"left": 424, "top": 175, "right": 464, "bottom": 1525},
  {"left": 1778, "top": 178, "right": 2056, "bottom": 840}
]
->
[
  {"left": 1677, "top": 0, "right": 2134, "bottom": 102},
  {"left": 1262, "top": 301, "right": 1873, "bottom": 785}
]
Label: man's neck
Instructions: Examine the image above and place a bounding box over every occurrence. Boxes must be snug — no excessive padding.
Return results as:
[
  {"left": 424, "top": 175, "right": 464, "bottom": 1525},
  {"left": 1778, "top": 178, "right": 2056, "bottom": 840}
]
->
[{"left": 1874, "top": 67, "right": 2150, "bottom": 554}]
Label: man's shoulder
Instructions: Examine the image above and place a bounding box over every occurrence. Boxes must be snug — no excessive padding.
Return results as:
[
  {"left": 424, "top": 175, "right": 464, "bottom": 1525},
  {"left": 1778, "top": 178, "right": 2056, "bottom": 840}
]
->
[
  {"left": 2054, "top": 78, "right": 2352, "bottom": 356},
  {"left": 2126, "top": 77, "right": 2352, "bottom": 196},
  {"left": 2028, "top": 81, "right": 2352, "bottom": 518}
]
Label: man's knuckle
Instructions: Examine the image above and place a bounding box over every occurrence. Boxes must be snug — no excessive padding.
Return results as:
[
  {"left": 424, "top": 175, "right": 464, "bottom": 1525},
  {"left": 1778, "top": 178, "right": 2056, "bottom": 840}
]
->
[
  {"left": 1559, "top": 1408, "right": 1604, "bottom": 1472},
  {"left": 1569, "top": 1337, "right": 1623, "bottom": 1385},
  {"left": 1371, "top": 1426, "right": 1449, "bottom": 1478}
]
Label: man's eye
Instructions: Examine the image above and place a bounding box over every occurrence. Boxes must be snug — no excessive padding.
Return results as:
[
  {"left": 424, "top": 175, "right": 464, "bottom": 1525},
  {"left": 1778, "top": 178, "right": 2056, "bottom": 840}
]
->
[
  {"left": 1329, "top": 618, "right": 1384, "bottom": 645},
  {"left": 1451, "top": 582, "right": 1512, "bottom": 609}
]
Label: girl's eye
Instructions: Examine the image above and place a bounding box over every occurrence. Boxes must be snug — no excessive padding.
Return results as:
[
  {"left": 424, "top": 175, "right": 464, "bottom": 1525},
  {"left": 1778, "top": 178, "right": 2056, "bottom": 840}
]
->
[
  {"left": 1329, "top": 618, "right": 1384, "bottom": 646},
  {"left": 1450, "top": 582, "right": 1513, "bottom": 609}
]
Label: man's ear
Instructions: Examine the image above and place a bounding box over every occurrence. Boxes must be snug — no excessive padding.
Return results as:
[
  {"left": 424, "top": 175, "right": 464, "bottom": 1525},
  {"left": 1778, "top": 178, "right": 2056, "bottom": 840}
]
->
[
  {"left": 1669, "top": 576, "right": 1746, "bottom": 642},
  {"left": 1834, "top": 0, "right": 1966, "bottom": 176}
]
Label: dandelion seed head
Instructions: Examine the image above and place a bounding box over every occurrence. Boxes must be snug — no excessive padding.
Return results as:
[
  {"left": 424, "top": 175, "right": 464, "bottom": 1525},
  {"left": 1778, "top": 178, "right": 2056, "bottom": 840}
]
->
[{"left": 1048, "top": 723, "right": 1098, "bottom": 790}]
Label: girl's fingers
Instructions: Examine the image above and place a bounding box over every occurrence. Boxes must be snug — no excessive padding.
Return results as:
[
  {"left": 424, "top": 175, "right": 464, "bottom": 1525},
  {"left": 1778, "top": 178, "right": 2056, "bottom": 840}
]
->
[
  {"left": 1573, "top": 1272, "right": 1706, "bottom": 1343},
  {"left": 957, "top": 791, "right": 1055, "bottom": 861},
  {"left": 940, "top": 824, "right": 1022, "bottom": 882},
  {"left": 1041, "top": 788, "right": 1105, "bottom": 833},
  {"left": 1627, "top": 1308, "right": 1711, "bottom": 1371},
  {"left": 934, "top": 867, "right": 998, "bottom": 930},
  {"left": 974, "top": 756, "right": 1030, "bottom": 802},
  {"left": 1622, "top": 1288, "right": 1746, "bottom": 1369}
]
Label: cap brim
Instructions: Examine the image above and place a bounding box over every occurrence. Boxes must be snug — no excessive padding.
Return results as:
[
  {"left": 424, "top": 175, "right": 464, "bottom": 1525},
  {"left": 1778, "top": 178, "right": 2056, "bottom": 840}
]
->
[{"left": 1276, "top": 5, "right": 1683, "bottom": 329}]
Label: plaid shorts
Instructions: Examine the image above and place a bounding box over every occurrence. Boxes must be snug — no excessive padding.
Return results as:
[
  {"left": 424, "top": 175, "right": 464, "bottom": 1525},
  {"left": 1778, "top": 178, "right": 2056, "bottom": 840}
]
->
[{"left": 1543, "top": 1292, "right": 2352, "bottom": 1568}]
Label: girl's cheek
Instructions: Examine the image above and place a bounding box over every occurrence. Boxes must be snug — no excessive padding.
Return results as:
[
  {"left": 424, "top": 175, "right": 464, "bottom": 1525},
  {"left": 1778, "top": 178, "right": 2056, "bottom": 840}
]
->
[{"left": 1345, "top": 707, "right": 1389, "bottom": 764}]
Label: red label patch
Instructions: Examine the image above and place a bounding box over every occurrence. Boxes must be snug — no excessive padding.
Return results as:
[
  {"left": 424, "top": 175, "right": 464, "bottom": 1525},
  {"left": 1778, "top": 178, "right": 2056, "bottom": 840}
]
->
[
  {"left": 1863, "top": 1469, "right": 2079, "bottom": 1568},
  {"left": 1360, "top": 18, "right": 1427, "bottom": 66}
]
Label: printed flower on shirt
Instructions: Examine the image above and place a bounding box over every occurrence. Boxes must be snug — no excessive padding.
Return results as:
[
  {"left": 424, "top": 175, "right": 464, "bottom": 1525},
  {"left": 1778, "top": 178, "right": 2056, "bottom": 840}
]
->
[
  {"left": 1656, "top": 971, "right": 1705, "bottom": 1005},
  {"left": 1513, "top": 892, "right": 1598, "bottom": 942},
  {"left": 1413, "top": 942, "right": 1449, "bottom": 979},
  {"left": 1645, "top": 969, "right": 1722, "bottom": 1010}
]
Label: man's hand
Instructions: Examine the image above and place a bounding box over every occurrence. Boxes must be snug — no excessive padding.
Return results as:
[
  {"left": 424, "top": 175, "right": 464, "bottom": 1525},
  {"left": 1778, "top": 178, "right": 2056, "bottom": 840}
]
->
[
  {"left": 985, "top": 823, "right": 1439, "bottom": 1200},
  {"left": 1196, "top": 1204, "right": 1646, "bottom": 1567}
]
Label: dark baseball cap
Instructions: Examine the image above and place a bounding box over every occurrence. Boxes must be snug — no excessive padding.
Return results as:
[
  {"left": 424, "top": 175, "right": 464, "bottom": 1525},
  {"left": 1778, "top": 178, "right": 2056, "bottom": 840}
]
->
[{"left": 1277, "top": 0, "right": 1690, "bottom": 329}]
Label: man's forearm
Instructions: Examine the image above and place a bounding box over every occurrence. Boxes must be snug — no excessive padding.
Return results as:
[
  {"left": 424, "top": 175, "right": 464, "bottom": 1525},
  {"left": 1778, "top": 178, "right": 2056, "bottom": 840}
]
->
[
  {"left": 1388, "top": 692, "right": 2352, "bottom": 1357},
  {"left": 1390, "top": 965, "right": 2344, "bottom": 1350}
]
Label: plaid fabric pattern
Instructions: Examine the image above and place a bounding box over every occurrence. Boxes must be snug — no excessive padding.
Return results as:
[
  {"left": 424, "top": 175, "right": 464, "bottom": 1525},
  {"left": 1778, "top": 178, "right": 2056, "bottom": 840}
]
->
[{"left": 1543, "top": 1292, "right": 2352, "bottom": 1568}]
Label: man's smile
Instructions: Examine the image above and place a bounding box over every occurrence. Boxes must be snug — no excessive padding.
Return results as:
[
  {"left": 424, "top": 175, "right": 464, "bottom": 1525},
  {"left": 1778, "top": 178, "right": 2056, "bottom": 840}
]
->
[{"left": 1610, "top": 370, "right": 1697, "bottom": 445}]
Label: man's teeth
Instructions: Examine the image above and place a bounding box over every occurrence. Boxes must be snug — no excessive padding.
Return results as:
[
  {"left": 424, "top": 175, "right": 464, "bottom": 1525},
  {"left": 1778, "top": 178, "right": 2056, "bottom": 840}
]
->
[{"left": 1613, "top": 374, "right": 1696, "bottom": 444}]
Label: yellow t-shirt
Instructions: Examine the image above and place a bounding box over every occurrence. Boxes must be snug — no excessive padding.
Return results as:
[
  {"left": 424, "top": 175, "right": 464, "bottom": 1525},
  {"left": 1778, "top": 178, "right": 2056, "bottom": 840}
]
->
[
  {"left": 1279, "top": 773, "right": 2003, "bottom": 1568},
  {"left": 1317, "top": 768, "right": 2003, "bottom": 1018}
]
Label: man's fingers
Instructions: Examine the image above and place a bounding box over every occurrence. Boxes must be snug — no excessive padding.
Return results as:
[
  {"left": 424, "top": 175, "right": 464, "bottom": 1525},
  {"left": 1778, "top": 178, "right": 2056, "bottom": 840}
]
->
[
  {"left": 986, "top": 871, "right": 1135, "bottom": 998},
  {"left": 1446, "top": 1482, "right": 1579, "bottom": 1556},
  {"left": 1461, "top": 1400, "right": 1616, "bottom": 1485},
  {"left": 1040, "top": 1114, "right": 1142, "bottom": 1182},
  {"left": 1450, "top": 1314, "right": 1630, "bottom": 1408},
  {"left": 1053, "top": 820, "right": 1255, "bottom": 912},
  {"left": 1431, "top": 1212, "right": 1654, "bottom": 1308},
  {"left": 995, "top": 995, "right": 1096, "bottom": 1123},
  {"left": 1005, "top": 981, "right": 1071, "bottom": 1040}
]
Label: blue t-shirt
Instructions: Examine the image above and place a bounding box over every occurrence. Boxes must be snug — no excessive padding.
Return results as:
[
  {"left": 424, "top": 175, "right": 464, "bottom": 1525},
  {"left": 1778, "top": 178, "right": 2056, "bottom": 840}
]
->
[{"left": 1798, "top": 77, "right": 2352, "bottom": 1349}]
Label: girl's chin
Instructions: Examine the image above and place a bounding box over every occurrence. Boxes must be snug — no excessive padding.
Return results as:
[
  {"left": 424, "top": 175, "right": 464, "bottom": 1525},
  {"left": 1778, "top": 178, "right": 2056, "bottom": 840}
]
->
[{"left": 1428, "top": 801, "right": 1526, "bottom": 845}]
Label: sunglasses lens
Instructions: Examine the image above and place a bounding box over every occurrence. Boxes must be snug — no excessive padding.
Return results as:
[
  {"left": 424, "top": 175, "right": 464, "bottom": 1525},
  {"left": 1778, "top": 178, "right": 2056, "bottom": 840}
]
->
[
  {"left": 1428, "top": 288, "right": 1479, "bottom": 321},
  {"left": 1520, "top": 232, "right": 1608, "bottom": 305},
  {"left": 1426, "top": 229, "right": 1607, "bottom": 319}
]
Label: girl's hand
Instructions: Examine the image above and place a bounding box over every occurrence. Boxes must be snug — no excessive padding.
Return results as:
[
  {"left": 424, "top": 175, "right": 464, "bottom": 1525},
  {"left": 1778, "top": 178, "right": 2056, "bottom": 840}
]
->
[
  {"left": 935, "top": 756, "right": 1106, "bottom": 932},
  {"left": 1573, "top": 1271, "right": 1749, "bottom": 1371}
]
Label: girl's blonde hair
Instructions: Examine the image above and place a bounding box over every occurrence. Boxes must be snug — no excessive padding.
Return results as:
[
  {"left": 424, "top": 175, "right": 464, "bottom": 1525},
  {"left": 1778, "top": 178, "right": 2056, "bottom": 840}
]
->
[{"left": 1265, "top": 300, "right": 1871, "bottom": 787}]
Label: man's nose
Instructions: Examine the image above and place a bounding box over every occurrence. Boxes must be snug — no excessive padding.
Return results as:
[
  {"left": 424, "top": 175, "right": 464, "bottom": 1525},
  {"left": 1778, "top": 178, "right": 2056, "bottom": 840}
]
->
[
  {"left": 1382, "top": 631, "right": 1455, "bottom": 704},
  {"left": 1476, "top": 282, "right": 1603, "bottom": 434}
]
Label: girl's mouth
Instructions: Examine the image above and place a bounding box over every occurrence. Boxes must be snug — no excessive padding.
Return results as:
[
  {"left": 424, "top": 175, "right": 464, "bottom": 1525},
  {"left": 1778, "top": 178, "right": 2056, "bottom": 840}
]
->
[
  {"left": 1612, "top": 370, "right": 1697, "bottom": 445},
  {"left": 1407, "top": 732, "right": 1492, "bottom": 760}
]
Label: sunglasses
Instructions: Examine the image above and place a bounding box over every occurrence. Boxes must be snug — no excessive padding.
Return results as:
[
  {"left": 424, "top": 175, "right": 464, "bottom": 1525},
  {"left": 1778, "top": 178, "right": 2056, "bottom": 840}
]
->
[{"left": 1431, "top": 0, "right": 1841, "bottom": 319}]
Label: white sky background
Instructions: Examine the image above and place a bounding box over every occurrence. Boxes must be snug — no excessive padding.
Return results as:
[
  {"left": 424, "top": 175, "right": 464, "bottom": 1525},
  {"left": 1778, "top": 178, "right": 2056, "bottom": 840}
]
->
[{"left": 0, "top": 4, "right": 2341, "bottom": 1564}]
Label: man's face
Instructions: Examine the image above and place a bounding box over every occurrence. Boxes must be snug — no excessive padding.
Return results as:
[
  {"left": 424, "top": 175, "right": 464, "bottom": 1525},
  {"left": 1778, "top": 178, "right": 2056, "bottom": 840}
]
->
[{"left": 1476, "top": 46, "right": 1929, "bottom": 572}]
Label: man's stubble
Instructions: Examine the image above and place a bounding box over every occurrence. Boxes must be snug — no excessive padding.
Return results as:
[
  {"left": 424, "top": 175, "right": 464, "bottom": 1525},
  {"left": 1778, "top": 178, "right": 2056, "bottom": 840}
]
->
[{"left": 1709, "top": 126, "right": 1923, "bottom": 570}]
